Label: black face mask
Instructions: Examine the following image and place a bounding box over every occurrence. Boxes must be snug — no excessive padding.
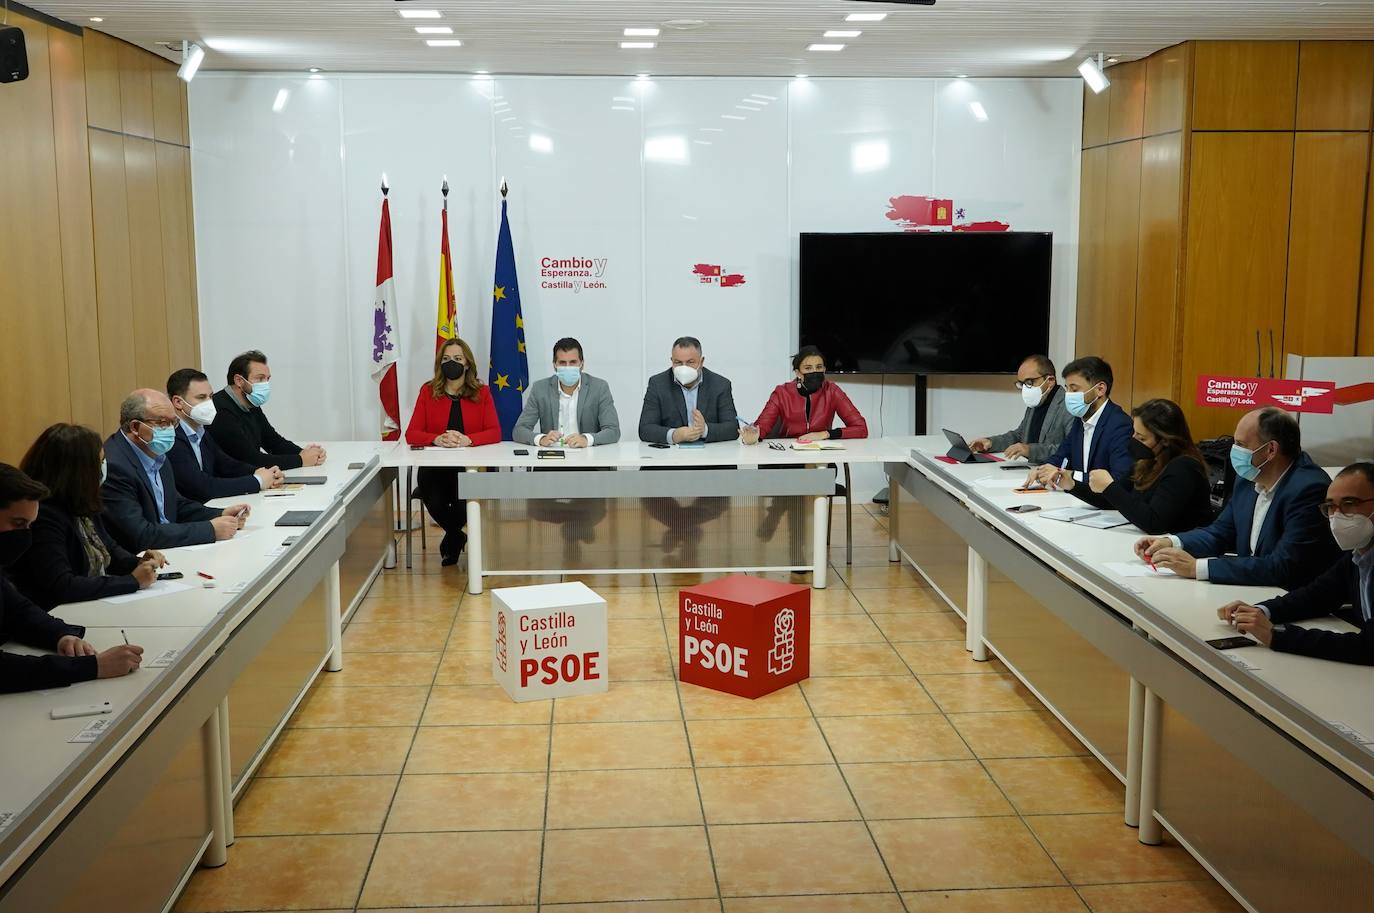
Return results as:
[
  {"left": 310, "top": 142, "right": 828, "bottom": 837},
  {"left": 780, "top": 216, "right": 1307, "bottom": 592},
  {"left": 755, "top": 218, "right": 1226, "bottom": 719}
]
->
[
  {"left": 441, "top": 361, "right": 466, "bottom": 381},
  {"left": 799, "top": 372, "right": 825, "bottom": 395},
  {"left": 1128, "top": 438, "right": 1156, "bottom": 462},
  {"left": 0, "top": 529, "right": 33, "bottom": 567}
]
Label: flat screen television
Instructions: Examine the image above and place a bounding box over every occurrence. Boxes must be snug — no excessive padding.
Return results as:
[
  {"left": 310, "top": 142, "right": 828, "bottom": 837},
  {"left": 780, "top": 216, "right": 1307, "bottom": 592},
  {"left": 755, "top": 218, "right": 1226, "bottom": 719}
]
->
[{"left": 798, "top": 231, "right": 1052, "bottom": 374}]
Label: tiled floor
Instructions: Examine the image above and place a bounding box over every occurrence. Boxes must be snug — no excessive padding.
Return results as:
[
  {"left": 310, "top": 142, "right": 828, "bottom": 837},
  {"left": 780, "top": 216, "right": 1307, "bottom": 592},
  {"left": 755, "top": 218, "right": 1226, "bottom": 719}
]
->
[{"left": 175, "top": 502, "right": 1243, "bottom": 913}]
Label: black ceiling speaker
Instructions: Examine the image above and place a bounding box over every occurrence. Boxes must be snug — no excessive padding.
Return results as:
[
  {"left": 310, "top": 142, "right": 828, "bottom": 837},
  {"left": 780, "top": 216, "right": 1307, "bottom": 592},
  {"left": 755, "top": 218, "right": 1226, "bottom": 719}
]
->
[{"left": 1, "top": 25, "right": 28, "bottom": 84}]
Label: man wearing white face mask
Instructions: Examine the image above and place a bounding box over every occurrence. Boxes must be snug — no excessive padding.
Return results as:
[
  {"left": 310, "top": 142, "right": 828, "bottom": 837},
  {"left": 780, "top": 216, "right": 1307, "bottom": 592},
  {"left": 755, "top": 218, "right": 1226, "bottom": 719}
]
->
[
  {"left": 970, "top": 354, "right": 1073, "bottom": 462},
  {"left": 166, "top": 369, "right": 284, "bottom": 503},
  {"left": 638, "top": 336, "right": 740, "bottom": 444},
  {"left": 1216, "top": 463, "right": 1374, "bottom": 664}
]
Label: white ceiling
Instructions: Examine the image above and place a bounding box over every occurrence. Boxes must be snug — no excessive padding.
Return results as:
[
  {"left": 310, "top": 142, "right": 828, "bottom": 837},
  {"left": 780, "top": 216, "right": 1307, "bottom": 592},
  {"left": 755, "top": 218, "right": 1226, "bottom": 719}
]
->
[{"left": 24, "top": 0, "right": 1374, "bottom": 78}]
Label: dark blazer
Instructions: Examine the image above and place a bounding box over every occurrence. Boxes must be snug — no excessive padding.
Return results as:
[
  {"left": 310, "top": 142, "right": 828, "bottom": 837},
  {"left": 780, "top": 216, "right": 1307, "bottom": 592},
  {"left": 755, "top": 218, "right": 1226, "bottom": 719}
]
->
[
  {"left": 986, "top": 386, "right": 1074, "bottom": 464},
  {"left": 1069, "top": 455, "right": 1215, "bottom": 534},
  {"left": 1, "top": 573, "right": 95, "bottom": 693},
  {"left": 168, "top": 423, "right": 262, "bottom": 502},
  {"left": 101, "top": 432, "right": 221, "bottom": 552},
  {"left": 206, "top": 388, "right": 304, "bottom": 470},
  {"left": 638, "top": 368, "right": 739, "bottom": 443},
  {"left": 1177, "top": 452, "right": 1338, "bottom": 588},
  {"left": 1045, "top": 399, "right": 1135, "bottom": 483},
  {"left": 9, "top": 503, "right": 141, "bottom": 609},
  {"left": 1260, "top": 553, "right": 1372, "bottom": 665}
]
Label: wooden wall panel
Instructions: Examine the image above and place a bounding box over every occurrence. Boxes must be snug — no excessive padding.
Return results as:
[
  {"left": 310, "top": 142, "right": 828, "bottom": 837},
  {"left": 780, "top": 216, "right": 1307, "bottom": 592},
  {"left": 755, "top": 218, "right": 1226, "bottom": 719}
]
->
[
  {"left": 89, "top": 129, "right": 139, "bottom": 422},
  {"left": 117, "top": 42, "right": 155, "bottom": 140},
  {"left": 1100, "top": 141, "right": 1144, "bottom": 403},
  {"left": 157, "top": 144, "right": 198, "bottom": 371},
  {"left": 82, "top": 30, "right": 122, "bottom": 132},
  {"left": 1284, "top": 132, "right": 1368, "bottom": 357},
  {"left": 151, "top": 64, "right": 186, "bottom": 145},
  {"left": 1144, "top": 43, "right": 1191, "bottom": 136},
  {"left": 1133, "top": 133, "right": 1185, "bottom": 406},
  {"left": 1075, "top": 146, "right": 1109, "bottom": 353},
  {"left": 1359, "top": 138, "right": 1374, "bottom": 356},
  {"left": 1181, "top": 133, "right": 1295, "bottom": 439},
  {"left": 47, "top": 26, "right": 104, "bottom": 431},
  {"left": 1193, "top": 41, "right": 1299, "bottom": 131},
  {"left": 0, "top": 16, "right": 71, "bottom": 463},
  {"left": 1107, "top": 60, "right": 1147, "bottom": 143},
  {"left": 1297, "top": 41, "right": 1374, "bottom": 131},
  {"left": 125, "top": 137, "right": 171, "bottom": 390},
  {"left": 1083, "top": 81, "right": 1110, "bottom": 148}
]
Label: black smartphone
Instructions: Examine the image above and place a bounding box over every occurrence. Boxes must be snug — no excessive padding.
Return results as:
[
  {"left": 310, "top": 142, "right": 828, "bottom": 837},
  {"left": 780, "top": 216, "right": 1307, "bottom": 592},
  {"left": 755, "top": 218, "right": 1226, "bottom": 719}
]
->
[
  {"left": 648, "top": 442, "right": 671, "bottom": 449},
  {"left": 409, "top": 445, "right": 425, "bottom": 451},
  {"left": 513, "top": 449, "right": 529, "bottom": 455},
  {"left": 1006, "top": 504, "right": 1041, "bottom": 514},
  {"left": 1207, "top": 636, "right": 1256, "bottom": 650},
  {"left": 157, "top": 571, "right": 184, "bottom": 580},
  {"left": 1000, "top": 463, "right": 1031, "bottom": 471}
]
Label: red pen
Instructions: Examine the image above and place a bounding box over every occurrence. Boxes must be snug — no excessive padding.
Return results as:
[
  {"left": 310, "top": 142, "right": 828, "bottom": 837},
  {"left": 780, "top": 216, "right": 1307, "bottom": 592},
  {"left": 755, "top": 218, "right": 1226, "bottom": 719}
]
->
[{"left": 197, "top": 571, "right": 215, "bottom": 580}]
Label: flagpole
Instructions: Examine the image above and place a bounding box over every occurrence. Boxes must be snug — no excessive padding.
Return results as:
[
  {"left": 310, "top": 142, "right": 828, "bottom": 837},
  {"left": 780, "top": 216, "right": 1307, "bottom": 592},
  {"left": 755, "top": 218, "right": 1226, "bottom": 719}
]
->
[
  {"left": 442, "top": 175, "right": 449, "bottom": 211},
  {"left": 500, "top": 177, "right": 508, "bottom": 199},
  {"left": 381, "top": 173, "right": 389, "bottom": 197}
]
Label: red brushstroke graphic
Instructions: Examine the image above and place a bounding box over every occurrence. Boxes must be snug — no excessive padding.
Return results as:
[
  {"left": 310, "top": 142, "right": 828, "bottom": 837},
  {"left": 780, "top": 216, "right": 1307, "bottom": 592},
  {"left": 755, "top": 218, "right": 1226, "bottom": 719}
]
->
[
  {"left": 1334, "top": 382, "right": 1374, "bottom": 406},
  {"left": 692, "top": 263, "right": 747, "bottom": 288},
  {"left": 886, "top": 195, "right": 1012, "bottom": 232},
  {"left": 953, "top": 221, "right": 1011, "bottom": 232}
]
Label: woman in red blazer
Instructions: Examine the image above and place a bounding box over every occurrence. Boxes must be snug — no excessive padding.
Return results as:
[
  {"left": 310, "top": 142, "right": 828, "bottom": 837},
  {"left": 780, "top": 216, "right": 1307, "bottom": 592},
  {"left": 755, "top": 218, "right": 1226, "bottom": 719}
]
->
[
  {"left": 742, "top": 346, "right": 869, "bottom": 443},
  {"left": 404, "top": 337, "right": 501, "bottom": 565}
]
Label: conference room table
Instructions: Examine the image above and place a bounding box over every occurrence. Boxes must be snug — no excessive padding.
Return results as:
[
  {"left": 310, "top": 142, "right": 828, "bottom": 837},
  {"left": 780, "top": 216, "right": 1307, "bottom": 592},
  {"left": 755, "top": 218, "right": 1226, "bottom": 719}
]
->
[
  {"left": 885, "top": 437, "right": 1374, "bottom": 913},
  {"left": 382, "top": 438, "right": 902, "bottom": 592},
  {"left": 0, "top": 443, "right": 395, "bottom": 913}
]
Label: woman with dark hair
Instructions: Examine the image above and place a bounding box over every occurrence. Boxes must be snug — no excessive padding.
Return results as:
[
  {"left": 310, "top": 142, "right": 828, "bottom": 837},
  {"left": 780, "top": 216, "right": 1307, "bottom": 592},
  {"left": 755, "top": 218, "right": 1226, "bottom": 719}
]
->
[
  {"left": 13, "top": 424, "right": 166, "bottom": 609},
  {"left": 741, "top": 345, "right": 868, "bottom": 444},
  {"left": 404, "top": 336, "right": 501, "bottom": 565},
  {"left": 1059, "top": 398, "right": 1214, "bottom": 533}
]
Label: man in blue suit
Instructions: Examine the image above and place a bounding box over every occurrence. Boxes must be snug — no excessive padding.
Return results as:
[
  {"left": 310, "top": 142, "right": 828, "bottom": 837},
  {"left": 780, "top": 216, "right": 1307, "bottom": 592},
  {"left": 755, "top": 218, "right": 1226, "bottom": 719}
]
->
[
  {"left": 102, "top": 389, "right": 250, "bottom": 552},
  {"left": 1136, "top": 407, "right": 1338, "bottom": 588},
  {"left": 1028, "top": 356, "right": 1134, "bottom": 492},
  {"left": 166, "top": 368, "right": 283, "bottom": 503}
]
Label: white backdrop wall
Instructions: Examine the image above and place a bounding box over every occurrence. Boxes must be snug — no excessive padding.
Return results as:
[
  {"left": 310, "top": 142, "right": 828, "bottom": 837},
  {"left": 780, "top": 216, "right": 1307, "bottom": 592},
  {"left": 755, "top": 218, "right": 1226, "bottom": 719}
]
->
[{"left": 189, "top": 74, "right": 1081, "bottom": 497}]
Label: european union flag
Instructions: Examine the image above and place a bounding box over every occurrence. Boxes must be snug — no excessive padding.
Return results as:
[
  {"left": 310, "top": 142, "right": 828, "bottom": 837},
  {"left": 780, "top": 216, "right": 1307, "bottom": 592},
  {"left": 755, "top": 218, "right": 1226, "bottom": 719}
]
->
[{"left": 488, "top": 197, "right": 529, "bottom": 439}]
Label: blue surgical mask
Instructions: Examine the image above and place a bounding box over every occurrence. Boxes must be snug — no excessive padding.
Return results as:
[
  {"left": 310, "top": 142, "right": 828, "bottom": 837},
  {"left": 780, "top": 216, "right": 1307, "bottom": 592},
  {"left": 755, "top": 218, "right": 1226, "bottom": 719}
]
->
[
  {"left": 1230, "top": 442, "right": 1272, "bottom": 482},
  {"left": 247, "top": 381, "right": 271, "bottom": 407},
  {"left": 1064, "top": 387, "right": 1100, "bottom": 419},
  {"left": 147, "top": 425, "right": 177, "bottom": 456},
  {"left": 556, "top": 366, "right": 582, "bottom": 387}
]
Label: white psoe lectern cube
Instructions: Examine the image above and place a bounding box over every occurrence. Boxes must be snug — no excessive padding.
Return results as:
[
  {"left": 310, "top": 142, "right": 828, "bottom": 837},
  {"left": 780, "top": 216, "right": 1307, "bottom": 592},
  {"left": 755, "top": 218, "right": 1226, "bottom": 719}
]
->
[{"left": 492, "top": 582, "right": 608, "bottom": 702}]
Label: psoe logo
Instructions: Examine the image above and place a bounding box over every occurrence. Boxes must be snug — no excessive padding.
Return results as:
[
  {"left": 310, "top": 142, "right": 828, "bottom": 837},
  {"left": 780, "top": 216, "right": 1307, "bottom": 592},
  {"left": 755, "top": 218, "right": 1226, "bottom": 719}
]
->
[
  {"left": 768, "top": 608, "right": 795, "bottom": 675},
  {"left": 692, "top": 263, "right": 747, "bottom": 288}
]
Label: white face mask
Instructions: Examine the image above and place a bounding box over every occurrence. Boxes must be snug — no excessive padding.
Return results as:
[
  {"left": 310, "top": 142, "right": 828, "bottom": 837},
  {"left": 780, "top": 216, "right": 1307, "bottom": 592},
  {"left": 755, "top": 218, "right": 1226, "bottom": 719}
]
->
[
  {"left": 189, "top": 400, "right": 217, "bottom": 426},
  {"left": 1330, "top": 512, "right": 1374, "bottom": 552},
  {"left": 1020, "top": 379, "right": 1046, "bottom": 408},
  {"left": 672, "top": 365, "right": 700, "bottom": 387}
]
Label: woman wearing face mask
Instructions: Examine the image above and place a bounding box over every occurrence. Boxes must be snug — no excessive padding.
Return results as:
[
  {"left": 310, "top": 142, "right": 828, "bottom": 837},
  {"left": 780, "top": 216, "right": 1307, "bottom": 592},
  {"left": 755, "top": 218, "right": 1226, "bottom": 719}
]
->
[
  {"left": 1058, "top": 399, "right": 1214, "bottom": 534},
  {"left": 741, "top": 346, "right": 868, "bottom": 444},
  {"left": 405, "top": 338, "right": 502, "bottom": 565},
  {"left": 10, "top": 424, "right": 167, "bottom": 609}
]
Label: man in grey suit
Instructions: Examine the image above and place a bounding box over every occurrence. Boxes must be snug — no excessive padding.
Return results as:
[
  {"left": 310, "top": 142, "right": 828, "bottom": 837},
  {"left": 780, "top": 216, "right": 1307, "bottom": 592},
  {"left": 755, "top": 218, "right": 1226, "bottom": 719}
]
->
[
  {"left": 638, "top": 336, "right": 740, "bottom": 444},
  {"left": 970, "top": 354, "right": 1073, "bottom": 462},
  {"left": 513, "top": 337, "right": 621, "bottom": 447}
]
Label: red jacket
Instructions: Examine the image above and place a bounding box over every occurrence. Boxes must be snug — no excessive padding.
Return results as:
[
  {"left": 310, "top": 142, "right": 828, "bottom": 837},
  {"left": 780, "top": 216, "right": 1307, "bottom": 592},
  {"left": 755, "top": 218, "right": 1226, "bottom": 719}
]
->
[
  {"left": 752, "top": 380, "right": 869, "bottom": 439},
  {"left": 404, "top": 384, "right": 502, "bottom": 446}
]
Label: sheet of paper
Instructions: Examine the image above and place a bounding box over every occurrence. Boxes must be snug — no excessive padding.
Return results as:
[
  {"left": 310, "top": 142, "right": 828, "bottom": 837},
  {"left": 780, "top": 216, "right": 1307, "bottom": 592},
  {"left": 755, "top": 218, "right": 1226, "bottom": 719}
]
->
[
  {"left": 1103, "top": 561, "right": 1177, "bottom": 578},
  {"left": 1041, "top": 507, "right": 1100, "bottom": 522},
  {"left": 1076, "top": 511, "right": 1130, "bottom": 529},
  {"left": 973, "top": 475, "right": 1031, "bottom": 490},
  {"left": 101, "top": 580, "right": 194, "bottom": 604},
  {"left": 790, "top": 441, "right": 845, "bottom": 451}
]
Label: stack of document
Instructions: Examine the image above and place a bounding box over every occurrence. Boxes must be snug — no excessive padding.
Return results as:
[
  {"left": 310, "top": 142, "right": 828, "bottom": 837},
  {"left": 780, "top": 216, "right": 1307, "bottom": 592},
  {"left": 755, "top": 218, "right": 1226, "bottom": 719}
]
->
[
  {"left": 1039, "top": 507, "right": 1131, "bottom": 529},
  {"left": 790, "top": 441, "right": 846, "bottom": 451}
]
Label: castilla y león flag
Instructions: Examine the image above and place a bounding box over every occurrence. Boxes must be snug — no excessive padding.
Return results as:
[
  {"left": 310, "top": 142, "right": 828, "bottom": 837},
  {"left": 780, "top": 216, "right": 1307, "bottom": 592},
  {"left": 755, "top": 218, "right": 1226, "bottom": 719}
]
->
[{"left": 370, "top": 194, "right": 400, "bottom": 440}]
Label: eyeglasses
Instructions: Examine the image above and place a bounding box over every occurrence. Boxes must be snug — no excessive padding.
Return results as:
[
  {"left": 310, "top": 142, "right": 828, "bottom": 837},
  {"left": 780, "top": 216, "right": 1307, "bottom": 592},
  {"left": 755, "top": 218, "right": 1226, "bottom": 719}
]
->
[
  {"left": 139, "top": 417, "right": 178, "bottom": 430},
  {"left": 1013, "top": 375, "right": 1049, "bottom": 390},
  {"left": 1319, "top": 497, "right": 1374, "bottom": 519}
]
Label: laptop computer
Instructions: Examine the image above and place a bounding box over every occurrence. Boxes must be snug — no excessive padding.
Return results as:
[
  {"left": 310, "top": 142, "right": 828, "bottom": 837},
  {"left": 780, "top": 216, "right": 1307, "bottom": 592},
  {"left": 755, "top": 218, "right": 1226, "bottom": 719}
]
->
[{"left": 942, "top": 428, "right": 998, "bottom": 464}]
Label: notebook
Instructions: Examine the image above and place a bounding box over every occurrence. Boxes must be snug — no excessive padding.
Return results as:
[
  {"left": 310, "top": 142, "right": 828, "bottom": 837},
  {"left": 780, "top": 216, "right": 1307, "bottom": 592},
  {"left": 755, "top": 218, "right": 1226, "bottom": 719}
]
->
[
  {"left": 275, "top": 510, "right": 323, "bottom": 527},
  {"left": 791, "top": 441, "right": 846, "bottom": 451},
  {"left": 283, "top": 475, "right": 328, "bottom": 485},
  {"left": 1041, "top": 507, "right": 1130, "bottom": 529}
]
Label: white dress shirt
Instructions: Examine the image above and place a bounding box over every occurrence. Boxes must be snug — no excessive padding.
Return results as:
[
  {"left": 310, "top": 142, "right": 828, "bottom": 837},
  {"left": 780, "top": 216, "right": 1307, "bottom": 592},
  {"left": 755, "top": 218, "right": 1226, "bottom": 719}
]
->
[
  {"left": 1173, "top": 463, "right": 1291, "bottom": 581},
  {"left": 1073, "top": 399, "right": 1107, "bottom": 482},
  {"left": 557, "top": 383, "right": 594, "bottom": 446}
]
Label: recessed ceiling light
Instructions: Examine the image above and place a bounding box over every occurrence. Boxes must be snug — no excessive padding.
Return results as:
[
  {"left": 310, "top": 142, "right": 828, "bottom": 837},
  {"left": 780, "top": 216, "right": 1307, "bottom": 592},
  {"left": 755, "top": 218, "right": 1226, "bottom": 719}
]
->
[
  {"left": 1106, "top": 56, "right": 1120, "bottom": 63},
  {"left": 661, "top": 19, "right": 707, "bottom": 30},
  {"left": 426, "top": 39, "right": 463, "bottom": 47},
  {"left": 89, "top": 17, "right": 103, "bottom": 22},
  {"left": 636, "top": 73, "right": 651, "bottom": 80},
  {"left": 621, "top": 41, "right": 656, "bottom": 49},
  {"left": 956, "top": 74, "right": 969, "bottom": 78},
  {"left": 722, "top": 114, "right": 746, "bottom": 120},
  {"left": 845, "top": 12, "right": 887, "bottom": 22},
  {"left": 475, "top": 70, "right": 489, "bottom": 75},
  {"left": 415, "top": 26, "right": 453, "bottom": 34},
  {"left": 398, "top": 9, "right": 441, "bottom": 18},
  {"left": 624, "top": 27, "right": 660, "bottom": 37},
  {"left": 795, "top": 73, "right": 809, "bottom": 79},
  {"left": 824, "top": 30, "right": 861, "bottom": 38},
  {"left": 308, "top": 67, "right": 321, "bottom": 73},
  {"left": 808, "top": 43, "right": 845, "bottom": 52},
  {"left": 969, "top": 101, "right": 989, "bottom": 121}
]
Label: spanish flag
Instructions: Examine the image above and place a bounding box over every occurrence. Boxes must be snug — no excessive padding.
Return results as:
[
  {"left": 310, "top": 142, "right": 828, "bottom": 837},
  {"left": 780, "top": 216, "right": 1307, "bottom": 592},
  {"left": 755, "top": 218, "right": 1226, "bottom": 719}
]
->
[{"left": 435, "top": 192, "right": 457, "bottom": 352}]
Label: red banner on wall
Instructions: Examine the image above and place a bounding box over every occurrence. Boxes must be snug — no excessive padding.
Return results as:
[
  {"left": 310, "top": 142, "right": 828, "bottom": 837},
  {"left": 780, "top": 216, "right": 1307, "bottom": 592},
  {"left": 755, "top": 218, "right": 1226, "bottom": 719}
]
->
[{"left": 1195, "top": 375, "right": 1337, "bottom": 414}]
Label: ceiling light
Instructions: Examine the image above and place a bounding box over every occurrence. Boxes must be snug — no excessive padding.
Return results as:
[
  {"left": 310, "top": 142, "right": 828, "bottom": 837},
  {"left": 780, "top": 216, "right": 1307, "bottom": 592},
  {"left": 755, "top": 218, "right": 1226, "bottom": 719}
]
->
[
  {"left": 308, "top": 67, "right": 321, "bottom": 73},
  {"left": 621, "top": 41, "right": 655, "bottom": 49},
  {"left": 398, "top": 9, "right": 441, "bottom": 18},
  {"left": 636, "top": 73, "right": 651, "bottom": 80},
  {"left": 795, "top": 73, "right": 809, "bottom": 79},
  {"left": 845, "top": 13, "right": 887, "bottom": 22},
  {"left": 661, "top": 19, "right": 707, "bottom": 30},
  {"left": 956, "top": 74, "right": 968, "bottom": 79},
  {"left": 722, "top": 114, "right": 746, "bottom": 120},
  {"left": 1078, "top": 54, "right": 1110, "bottom": 93},
  {"left": 529, "top": 133, "right": 553, "bottom": 153},
  {"left": 624, "top": 27, "right": 660, "bottom": 37},
  {"left": 89, "top": 17, "right": 103, "bottom": 22},
  {"left": 749, "top": 93, "right": 777, "bottom": 101},
  {"left": 969, "top": 101, "right": 989, "bottom": 121},
  {"left": 415, "top": 26, "right": 453, "bottom": 34},
  {"left": 272, "top": 89, "right": 290, "bottom": 113},
  {"left": 1106, "top": 56, "right": 1120, "bottom": 64},
  {"left": 808, "top": 43, "right": 845, "bottom": 52},
  {"left": 475, "top": 70, "right": 490, "bottom": 75},
  {"left": 426, "top": 39, "right": 463, "bottom": 47},
  {"left": 177, "top": 41, "right": 205, "bottom": 82},
  {"left": 824, "top": 30, "right": 861, "bottom": 38}
]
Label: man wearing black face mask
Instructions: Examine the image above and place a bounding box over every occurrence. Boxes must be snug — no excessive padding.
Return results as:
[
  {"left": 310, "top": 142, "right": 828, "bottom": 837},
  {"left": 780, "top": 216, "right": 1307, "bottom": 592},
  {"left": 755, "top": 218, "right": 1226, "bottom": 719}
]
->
[
  {"left": 0, "top": 464, "right": 144, "bottom": 692},
  {"left": 741, "top": 345, "right": 868, "bottom": 444}
]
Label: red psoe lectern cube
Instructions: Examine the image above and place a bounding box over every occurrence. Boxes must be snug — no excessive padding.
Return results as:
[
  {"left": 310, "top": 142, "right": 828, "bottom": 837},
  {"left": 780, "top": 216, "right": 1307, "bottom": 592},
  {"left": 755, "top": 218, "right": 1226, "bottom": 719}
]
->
[{"left": 678, "top": 576, "right": 810, "bottom": 699}]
